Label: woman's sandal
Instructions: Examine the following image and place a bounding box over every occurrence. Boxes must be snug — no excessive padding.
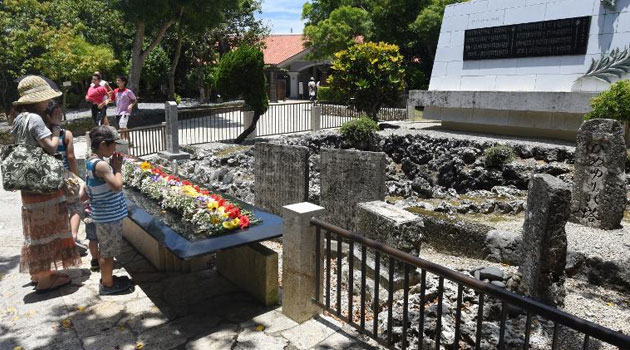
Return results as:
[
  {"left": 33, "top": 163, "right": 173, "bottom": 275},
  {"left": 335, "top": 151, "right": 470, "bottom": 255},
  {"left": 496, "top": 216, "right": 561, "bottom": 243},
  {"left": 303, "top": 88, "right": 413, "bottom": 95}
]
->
[
  {"left": 30, "top": 272, "right": 70, "bottom": 286},
  {"left": 34, "top": 275, "right": 72, "bottom": 294}
]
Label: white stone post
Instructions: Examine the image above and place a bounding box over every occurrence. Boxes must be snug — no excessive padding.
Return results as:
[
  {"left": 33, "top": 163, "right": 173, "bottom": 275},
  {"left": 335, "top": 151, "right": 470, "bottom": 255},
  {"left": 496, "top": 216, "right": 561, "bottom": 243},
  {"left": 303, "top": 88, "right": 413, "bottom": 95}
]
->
[
  {"left": 158, "top": 101, "right": 189, "bottom": 160},
  {"left": 288, "top": 72, "right": 299, "bottom": 99},
  {"left": 311, "top": 105, "right": 321, "bottom": 131},
  {"left": 281, "top": 202, "right": 325, "bottom": 323},
  {"left": 243, "top": 111, "right": 257, "bottom": 139}
]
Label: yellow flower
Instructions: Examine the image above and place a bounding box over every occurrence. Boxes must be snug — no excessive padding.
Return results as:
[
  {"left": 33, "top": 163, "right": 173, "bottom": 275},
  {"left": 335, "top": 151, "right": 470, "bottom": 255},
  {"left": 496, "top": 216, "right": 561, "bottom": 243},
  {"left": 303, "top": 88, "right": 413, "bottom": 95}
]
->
[
  {"left": 139, "top": 162, "right": 151, "bottom": 171},
  {"left": 223, "top": 221, "right": 235, "bottom": 229},
  {"left": 207, "top": 201, "right": 219, "bottom": 210},
  {"left": 211, "top": 216, "right": 221, "bottom": 224},
  {"left": 222, "top": 217, "right": 241, "bottom": 230}
]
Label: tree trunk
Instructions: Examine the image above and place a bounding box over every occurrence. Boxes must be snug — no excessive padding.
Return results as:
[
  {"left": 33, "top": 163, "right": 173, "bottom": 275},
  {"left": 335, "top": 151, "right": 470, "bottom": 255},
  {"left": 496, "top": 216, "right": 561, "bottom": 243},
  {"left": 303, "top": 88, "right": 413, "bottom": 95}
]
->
[
  {"left": 196, "top": 62, "right": 205, "bottom": 100},
  {"left": 234, "top": 112, "right": 260, "bottom": 144},
  {"left": 128, "top": 19, "right": 175, "bottom": 95},
  {"left": 168, "top": 9, "right": 185, "bottom": 101},
  {"left": 128, "top": 22, "right": 146, "bottom": 94}
]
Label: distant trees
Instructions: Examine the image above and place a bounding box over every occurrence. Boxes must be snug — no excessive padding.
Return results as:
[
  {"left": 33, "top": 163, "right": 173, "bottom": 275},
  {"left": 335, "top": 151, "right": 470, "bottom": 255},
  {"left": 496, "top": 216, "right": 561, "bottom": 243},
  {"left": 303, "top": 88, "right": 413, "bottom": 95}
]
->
[{"left": 302, "top": 0, "right": 468, "bottom": 89}]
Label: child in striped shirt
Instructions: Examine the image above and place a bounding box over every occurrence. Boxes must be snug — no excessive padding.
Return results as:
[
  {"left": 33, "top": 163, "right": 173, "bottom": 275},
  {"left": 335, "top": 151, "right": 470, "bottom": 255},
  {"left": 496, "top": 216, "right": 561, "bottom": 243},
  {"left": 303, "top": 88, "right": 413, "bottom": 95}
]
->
[{"left": 86, "top": 126, "right": 131, "bottom": 295}]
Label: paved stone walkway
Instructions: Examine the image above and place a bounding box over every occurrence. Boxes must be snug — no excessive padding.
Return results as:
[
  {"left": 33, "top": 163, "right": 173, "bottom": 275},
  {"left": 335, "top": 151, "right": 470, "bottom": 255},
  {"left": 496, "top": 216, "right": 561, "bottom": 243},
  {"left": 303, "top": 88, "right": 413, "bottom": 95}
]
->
[{"left": 0, "top": 184, "right": 384, "bottom": 350}]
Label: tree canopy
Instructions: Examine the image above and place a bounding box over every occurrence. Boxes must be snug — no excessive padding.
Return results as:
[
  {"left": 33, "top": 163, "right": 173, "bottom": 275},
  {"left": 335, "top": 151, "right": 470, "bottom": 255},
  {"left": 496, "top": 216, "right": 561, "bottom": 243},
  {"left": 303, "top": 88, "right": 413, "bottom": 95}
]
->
[
  {"left": 302, "top": 0, "right": 468, "bottom": 89},
  {"left": 328, "top": 42, "right": 405, "bottom": 120}
]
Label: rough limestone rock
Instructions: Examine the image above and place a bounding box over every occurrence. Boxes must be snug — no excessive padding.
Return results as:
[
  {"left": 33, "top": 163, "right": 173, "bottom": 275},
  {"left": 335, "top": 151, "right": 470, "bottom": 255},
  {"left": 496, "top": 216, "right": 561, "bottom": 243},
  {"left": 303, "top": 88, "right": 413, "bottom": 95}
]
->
[
  {"left": 254, "top": 143, "right": 309, "bottom": 215},
  {"left": 320, "top": 149, "right": 386, "bottom": 231},
  {"left": 519, "top": 174, "right": 571, "bottom": 306},
  {"left": 356, "top": 201, "right": 424, "bottom": 255},
  {"left": 570, "top": 118, "right": 626, "bottom": 230}
]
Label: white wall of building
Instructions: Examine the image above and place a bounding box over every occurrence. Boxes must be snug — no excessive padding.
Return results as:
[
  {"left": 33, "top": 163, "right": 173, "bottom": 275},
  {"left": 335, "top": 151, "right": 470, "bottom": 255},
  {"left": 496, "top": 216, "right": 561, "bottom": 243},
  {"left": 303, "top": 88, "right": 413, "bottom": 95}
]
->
[{"left": 430, "top": 0, "right": 630, "bottom": 92}]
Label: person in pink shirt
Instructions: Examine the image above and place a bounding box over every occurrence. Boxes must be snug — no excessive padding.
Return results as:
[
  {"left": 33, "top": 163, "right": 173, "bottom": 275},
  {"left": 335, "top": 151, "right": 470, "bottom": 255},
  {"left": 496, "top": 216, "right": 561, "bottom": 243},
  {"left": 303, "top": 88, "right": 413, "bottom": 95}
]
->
[
  {"left": 85, "top": 73, "right": 110, "bottom": 126},
  {"left": 110, "top": 76, "right": 137, "bottom": 139}
]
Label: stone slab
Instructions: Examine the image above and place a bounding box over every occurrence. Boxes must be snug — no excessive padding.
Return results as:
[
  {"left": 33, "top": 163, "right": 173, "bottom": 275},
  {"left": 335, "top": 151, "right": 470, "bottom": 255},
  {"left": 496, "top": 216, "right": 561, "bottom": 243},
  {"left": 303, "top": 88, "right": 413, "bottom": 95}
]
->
[
  {"left": 158, "top": 150, "right": 191, "bottom": 160},
  {"left": 254, "top": 143, "right": 310, "bottom": 215},
  {"left": 320, "top": 149, "right": 387, "bottom": 231},
  {"left": 356, "top": 200, "right": 424, "bottom": 255},
  {"left": 409, "top": 90, "right": 597, "bottom": 114},
  {"left": 570, "top": 118, "right": 626, "bottom": 229},
  {"left": 216, "top": 242, "right": 279, "bottom": 306}
]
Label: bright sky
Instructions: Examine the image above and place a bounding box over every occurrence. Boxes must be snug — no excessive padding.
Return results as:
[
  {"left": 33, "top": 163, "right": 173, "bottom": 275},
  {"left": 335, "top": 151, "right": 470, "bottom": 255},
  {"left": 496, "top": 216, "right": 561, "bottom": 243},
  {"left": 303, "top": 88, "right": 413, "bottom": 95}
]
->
[{"left": 258, "top": 0, "right": 307, "bottom": 34}]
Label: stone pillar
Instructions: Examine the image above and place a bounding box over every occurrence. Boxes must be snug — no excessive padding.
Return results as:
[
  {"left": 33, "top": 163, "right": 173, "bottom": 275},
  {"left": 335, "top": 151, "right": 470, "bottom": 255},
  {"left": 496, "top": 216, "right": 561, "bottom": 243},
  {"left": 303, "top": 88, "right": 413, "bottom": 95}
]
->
[
  {"left": 243, "top": 111, "right": 257, "bottom": 139},
  {"left": 158, "top": 101, "right": 189, "bottom": 160},
  {"left": 281, "top": 202, "right": 325, "bottom": 323},
  {"left": 311, "top": 105, "right": 321, "bottom": 131},
  {"left": 255, "top": 143, "right": 310, "bottom": 215},
  {"left": 288, "top": 72, "right": 299, "bottom": 99},
  {"left": 519, "top": 174, "right": 571, "bottom": 306},
  {"left": 570, "top": 118, "right": 626, "bottom": 229},
  {"left": 320, "top": 149, "right": 387, "bottom": 231}
]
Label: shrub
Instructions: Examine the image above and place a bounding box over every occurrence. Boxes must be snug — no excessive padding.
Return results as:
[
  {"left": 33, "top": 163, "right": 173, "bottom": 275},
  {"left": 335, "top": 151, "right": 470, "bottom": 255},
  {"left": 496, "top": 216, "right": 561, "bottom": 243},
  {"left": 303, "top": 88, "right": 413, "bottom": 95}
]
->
[
  {"left": 484, "top": 145, "right": 515, "bottom": 168},
  {"left": 328, "top": 42, "right": 405, "bottom": 121},
  {"left": 174, "top": 93, "right": 182, "bottom": 105},
  {"left": 340, "top": 117, "right": 379, "bottom": 148},
  {"left": 65, "top": 92, "right": 82, "bottom": 109},
  {"left": 316, "top": 86, "right": 344, "bottom": 103},
  {"left": 585, "top": 80, "right": 630, "bottom": 122}
]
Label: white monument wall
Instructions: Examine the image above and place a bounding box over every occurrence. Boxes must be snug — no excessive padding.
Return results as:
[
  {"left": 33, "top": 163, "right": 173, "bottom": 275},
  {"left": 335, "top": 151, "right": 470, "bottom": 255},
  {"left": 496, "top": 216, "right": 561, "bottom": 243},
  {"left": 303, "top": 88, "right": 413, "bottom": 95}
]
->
[{"left": 430, "top": 0, "right": 630, "bottom": 92}]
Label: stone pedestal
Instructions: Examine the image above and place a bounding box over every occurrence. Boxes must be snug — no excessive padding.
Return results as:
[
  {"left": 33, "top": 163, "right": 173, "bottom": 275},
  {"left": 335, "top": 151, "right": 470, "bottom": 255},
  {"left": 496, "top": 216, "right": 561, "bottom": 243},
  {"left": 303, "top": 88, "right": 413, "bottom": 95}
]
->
[
  {"left": 158, "top": 101, "right": 189, "bottom": 161},
  {"left": 254, "top": 143, "right": 309, "bottom": 215},
  {"left": 570, "top": 118, "right": 626, "bottom": 229},
  {"left": 122, "top": 218, "right": 211, "bottom": 272},
  {"left": 281, "top": 202, "right": 325, "bottom": 323},
  {"left": 311, "top": 105, "right": 321, "bottom": 131},
  {"left": 216, "top": 243, "right": 279, "bottom": 306},
  {"left": 356, "top": 201, "right": 424, "bottom": 255},
  {"left": 519, "top": 174, "right": 571, "bottom": 306}
]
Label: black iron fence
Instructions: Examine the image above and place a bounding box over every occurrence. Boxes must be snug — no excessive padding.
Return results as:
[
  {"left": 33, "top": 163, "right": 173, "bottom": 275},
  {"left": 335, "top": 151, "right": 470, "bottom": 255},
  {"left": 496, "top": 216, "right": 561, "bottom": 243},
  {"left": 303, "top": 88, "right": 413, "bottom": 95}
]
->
[
  {"left": 318, "top": 102, "right": 407, "bottom": 129},
  {"left": 310, "top": 218, "right": 630, "bottom": 350},
  {"left": 256, "top": 102, "right": 312, "bottom": 136},
  {"left": 178, "top": 106, "right": 244, "bottom": 145},
  {"left": 125, "top": 124, "right": 166, "bottom": 157}
]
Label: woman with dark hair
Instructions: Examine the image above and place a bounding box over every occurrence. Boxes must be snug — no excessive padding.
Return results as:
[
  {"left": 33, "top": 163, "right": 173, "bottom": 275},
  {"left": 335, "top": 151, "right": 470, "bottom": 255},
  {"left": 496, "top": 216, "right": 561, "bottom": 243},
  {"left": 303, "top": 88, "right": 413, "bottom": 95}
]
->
[{"left": 10, "top": 75, "right": 81, "bottom": 293}]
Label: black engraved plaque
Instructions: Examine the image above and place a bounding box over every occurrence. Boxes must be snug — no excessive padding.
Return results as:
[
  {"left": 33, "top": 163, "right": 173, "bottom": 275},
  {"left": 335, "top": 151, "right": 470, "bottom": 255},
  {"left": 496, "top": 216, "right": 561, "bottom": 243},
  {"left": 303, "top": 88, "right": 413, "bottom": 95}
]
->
[{"left": 463, "top": 16, "right": 591, "bottom": 61}]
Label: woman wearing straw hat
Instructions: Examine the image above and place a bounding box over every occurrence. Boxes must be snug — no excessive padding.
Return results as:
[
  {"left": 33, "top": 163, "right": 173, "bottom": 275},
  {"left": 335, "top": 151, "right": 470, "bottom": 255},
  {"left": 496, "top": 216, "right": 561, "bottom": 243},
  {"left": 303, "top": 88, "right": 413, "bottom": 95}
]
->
[{"left": 10, "top": 75, "right": 81, "bottom": 293}]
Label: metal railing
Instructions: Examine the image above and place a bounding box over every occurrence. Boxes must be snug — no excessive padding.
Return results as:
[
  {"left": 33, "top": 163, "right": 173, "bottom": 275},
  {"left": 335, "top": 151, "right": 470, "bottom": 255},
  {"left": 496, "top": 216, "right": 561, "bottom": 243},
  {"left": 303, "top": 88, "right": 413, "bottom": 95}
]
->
[
  {"left": 319, "top": 102, "right": 407, "bottom": 129},
  {"left": 126, "top": 124, "right": 166, "bottom": 157},
  {"left": 310, "top": 218, "right": 630, "bottom": 350},
  {"left": 256, "top": 102, "right": 312, "bottom": 137},
  {"left": 178, "top": 106, "right": 244, "bottom": 145}
]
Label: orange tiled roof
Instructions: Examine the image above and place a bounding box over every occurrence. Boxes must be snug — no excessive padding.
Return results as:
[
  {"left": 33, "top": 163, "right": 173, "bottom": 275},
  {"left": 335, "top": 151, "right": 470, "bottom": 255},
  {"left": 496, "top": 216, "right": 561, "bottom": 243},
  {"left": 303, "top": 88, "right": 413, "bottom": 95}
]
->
[{"left": 263, "top": 34, "right": 307, "bottom": 65}]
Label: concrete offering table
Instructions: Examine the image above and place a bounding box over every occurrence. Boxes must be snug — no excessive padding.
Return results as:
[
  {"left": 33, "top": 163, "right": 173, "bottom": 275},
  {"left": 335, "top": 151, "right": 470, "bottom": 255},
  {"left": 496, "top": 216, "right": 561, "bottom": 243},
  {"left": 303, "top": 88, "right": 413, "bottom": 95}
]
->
[{"left": 123, "top": 188, "right": 283, "bottom": 305}]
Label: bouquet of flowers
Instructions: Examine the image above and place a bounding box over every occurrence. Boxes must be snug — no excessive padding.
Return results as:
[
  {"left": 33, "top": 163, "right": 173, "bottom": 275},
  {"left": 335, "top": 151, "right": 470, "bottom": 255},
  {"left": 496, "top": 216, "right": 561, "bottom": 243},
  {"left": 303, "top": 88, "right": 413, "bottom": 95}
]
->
[{"left": 122, "top": 159, "right": 260, "bottom": 237}]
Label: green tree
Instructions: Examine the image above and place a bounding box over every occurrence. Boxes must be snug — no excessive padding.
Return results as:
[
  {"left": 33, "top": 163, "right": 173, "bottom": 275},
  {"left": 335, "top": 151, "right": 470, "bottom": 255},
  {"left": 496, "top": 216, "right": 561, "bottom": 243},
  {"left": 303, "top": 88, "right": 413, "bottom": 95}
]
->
[
  {"left": 328, "top": 42, "right": 405, "bottom": 121},
  {"left": 215, "top": 45, "right": 268, "bottom": 143},
  {"left": 303, "top": 6, "right": 371, "bottom": 59},
  {"left": 35, "top": 26, "right": 118, "bottom": 82}
]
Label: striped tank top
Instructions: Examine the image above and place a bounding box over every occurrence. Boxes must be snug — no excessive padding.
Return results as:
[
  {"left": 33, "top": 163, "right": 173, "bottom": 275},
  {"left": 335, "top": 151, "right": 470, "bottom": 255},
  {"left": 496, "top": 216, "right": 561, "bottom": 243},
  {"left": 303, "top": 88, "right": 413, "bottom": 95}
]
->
[
  {"left": 56, "top": 130, "right": 70, "bottom": 169},
  {"left": 86, "top": 158, "right": 127, "bottom": 223}
]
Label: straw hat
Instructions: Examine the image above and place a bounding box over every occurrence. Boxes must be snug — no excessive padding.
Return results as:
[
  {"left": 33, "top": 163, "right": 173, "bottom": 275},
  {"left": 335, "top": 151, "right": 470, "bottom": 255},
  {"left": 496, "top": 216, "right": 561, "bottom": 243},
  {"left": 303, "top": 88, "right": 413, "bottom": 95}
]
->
[{"left": 13, "top": 75, "right": 62, "bottom": 106}]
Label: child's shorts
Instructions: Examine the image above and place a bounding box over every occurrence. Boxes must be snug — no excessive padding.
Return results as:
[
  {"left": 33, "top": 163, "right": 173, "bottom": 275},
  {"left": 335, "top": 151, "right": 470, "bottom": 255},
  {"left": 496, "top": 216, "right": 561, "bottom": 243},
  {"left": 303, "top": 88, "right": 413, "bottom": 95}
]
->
[
  {"left": 95, "top": 220, "right": 123, "bottom": 258},
  {"left": 85, "top": 222, "right": 98, "bottom": 242},
  {"left": 68, "top": 201, "right": 85, "bottom": 217}
]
